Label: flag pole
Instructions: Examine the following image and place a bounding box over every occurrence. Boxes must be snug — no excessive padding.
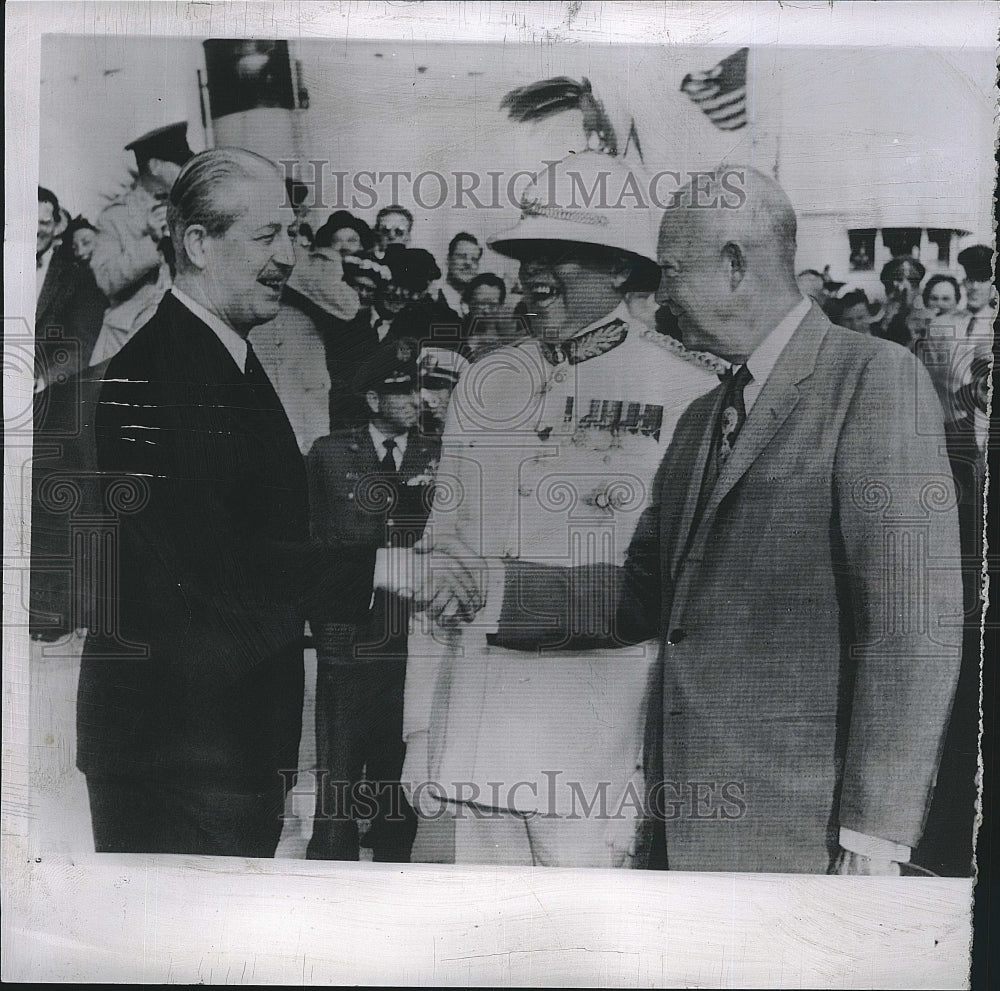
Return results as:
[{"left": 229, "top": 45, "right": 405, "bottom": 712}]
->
[{"left": 746, "top": 45, "right": 781, "bottom": 182}]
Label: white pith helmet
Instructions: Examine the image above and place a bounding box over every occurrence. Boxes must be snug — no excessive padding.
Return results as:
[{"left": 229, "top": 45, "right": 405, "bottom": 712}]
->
[{"left": 488, "top": 150, "right": 660, "bottom": 274}]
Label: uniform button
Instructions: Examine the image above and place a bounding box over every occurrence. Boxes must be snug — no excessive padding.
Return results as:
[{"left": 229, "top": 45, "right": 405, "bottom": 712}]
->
[
  {"left": 666, "top": 628, "right": 686, "bottom": 645},
  {"left": 346, "top": 492, "right": 354, "bottom": 501}
]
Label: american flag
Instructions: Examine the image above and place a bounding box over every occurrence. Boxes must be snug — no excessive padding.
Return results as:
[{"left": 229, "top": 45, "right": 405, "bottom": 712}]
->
[{"left": 680, "top": 48, "right": 749, "bottom": 131}]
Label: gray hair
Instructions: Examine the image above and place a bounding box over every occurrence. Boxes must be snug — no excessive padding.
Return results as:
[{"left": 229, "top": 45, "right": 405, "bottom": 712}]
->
[{"left": 167, "top": 147, "right": 281, "bottom": 270}]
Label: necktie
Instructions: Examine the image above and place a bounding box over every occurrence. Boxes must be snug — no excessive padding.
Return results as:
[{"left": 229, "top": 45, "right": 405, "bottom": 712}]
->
[
  {"left": 382, "top": 437, "right": 399, "bottom": 472},
  {"left": 688, "top": 363, "right": 754, "bottom": 545},
  {"left": 717, "top": 363, "right": 753, "bottom": 462},
  {"left": 244, "top": 341, "right": 267, "bottom": 382}
]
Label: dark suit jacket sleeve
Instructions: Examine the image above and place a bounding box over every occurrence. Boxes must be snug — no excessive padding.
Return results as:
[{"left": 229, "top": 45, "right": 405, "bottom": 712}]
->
[
  {"left": 306, "top": 439, "right": 332, "bottom": 544},
  {"left": 36, "top": 260, "right": 108, "bottom": 379},
  {"left": 834, "top": 348, "right": 964, "bottom": 848},
  {"left": 69, "top": 268, "right": 109, "bottom": 367},
  {"left": 492, "top": 481, "right": 665, "bottom": 652}
]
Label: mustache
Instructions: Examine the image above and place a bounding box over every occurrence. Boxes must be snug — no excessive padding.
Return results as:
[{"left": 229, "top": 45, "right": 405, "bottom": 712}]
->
[{"left": 256, "top": 260, "right": 293, "bottom": 288}]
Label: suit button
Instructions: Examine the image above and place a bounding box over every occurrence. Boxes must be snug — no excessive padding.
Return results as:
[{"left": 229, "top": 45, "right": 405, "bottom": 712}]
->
[{"left": 667, "top": 629, "right": 686, "bottom": 645}]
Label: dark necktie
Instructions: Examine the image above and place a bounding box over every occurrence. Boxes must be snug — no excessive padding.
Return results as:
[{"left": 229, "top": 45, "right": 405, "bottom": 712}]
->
[
  {"left": 244, "top": 341, "right": 267, "bottom": 382},
  {"left": 689, "top": 363, "right": 754, "bottom": 543},
  {"left": 382, "top": 437, "right": 399, "bottom": 473},
  {"left": 717, "top": 363, "right": 753, "bottom": 462}
]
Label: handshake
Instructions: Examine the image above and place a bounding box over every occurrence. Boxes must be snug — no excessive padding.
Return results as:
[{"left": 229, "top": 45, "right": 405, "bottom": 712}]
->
[{"left": 374, "top": 537, "right": 492, "bottom": 626}]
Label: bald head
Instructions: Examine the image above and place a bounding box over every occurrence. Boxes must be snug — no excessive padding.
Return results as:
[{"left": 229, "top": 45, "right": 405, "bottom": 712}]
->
[
  {"left": 671, "top": 166, "right": 798, "bottom": 273},
  {"left": 655, "top": 165, "right": 804, "bottom": 360}
]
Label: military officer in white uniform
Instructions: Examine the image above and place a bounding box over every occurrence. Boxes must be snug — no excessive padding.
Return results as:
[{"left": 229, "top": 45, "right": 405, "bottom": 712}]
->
[{"left": 400, "top": 152, "right": 727, "bottom": 868}]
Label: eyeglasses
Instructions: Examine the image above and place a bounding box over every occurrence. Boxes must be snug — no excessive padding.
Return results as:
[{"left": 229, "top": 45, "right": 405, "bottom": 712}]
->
[{"left": 378, "top": 226, "right": 409, "bottom": 238}]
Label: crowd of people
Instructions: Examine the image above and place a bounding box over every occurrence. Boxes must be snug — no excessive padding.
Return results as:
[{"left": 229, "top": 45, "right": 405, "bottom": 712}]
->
[
  {"left": 29, "top": 120, "right": 992, "bottom": 877},
  {"left": 33, "top": 125, "right": 525, "bottom": 446}
]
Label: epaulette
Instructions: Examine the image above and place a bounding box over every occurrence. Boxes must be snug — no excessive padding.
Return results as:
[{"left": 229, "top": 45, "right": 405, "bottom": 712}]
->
[{"left": 636, "top": 324, "right": 731, "bottom": 376}]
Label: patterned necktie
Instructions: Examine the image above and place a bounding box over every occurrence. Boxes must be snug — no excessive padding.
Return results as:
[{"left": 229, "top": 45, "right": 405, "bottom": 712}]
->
[
  {"left": 717, "top": 363, "right": 753, "bottom": 462},
  {"left": 382, "top": 437, "right": 399, "bottom": 472},
  {"left": 687, "top": 362, "right": 754, "bottom": 548}
]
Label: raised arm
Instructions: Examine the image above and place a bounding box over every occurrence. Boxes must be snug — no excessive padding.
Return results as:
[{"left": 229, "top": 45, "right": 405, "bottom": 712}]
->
[{"left": 90, "top": 203, "right": 162, "bottom": 299}]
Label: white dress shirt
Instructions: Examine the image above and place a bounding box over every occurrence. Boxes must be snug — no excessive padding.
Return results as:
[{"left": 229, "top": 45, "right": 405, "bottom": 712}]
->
[
  {"left": 170, "top": 287, "right": 249, "bottom": 373},
  {"left": 369, "top": 425, "right": 412, "bottom": 599},
  {"left": 438, "top": 281, "right": 466, "bottom": 316},
  {"left": 372, "top": 308, "right": 393, "bottom": 343},
  {"left": 742, "top": 295, "right": 812, "bottom": 411},
  {"left": 368, "top": 422, "right": 408, "bottom": 470}
]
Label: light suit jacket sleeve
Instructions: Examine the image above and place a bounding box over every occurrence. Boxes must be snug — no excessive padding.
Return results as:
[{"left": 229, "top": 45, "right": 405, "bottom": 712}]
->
[
  {"left": 834, "top": 344, "right": 963, "bottom": 846},
  {"left": 493, "top": 460, "right": 666, "bottom": 652},
  {"left": 91, "top": 199, "right": 162, "bottom": 300},
  {"left": 285, "top": 250, "right": 360, "bottom": 323}
]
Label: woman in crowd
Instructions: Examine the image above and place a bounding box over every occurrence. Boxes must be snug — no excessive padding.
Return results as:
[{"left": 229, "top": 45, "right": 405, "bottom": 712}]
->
[
  {"left": 922, "top": 274, "right": 962, "bottom": 315},
  {"left": 315, "top": 209, "right": 375, "bottom": 259},
  {"left": 381, "top": 245, "right": 464, "bottom": 351},
  {"left": 62, "top": 216, "right": 100, "bottom": 265}
]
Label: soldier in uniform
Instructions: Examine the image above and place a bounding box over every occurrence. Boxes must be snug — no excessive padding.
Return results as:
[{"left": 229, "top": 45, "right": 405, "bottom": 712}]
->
[
  {"left": 418, "top": 346, "right": 469, "bottom": 437},
  {"left": 400, "top": 151, "right": 727, "bottom": 868},
  {"left": 89, "top": 121, "right": 194, "bottom": 365},
  {"left": 305, "top": 340, "right": 442, "bottom": 862}
]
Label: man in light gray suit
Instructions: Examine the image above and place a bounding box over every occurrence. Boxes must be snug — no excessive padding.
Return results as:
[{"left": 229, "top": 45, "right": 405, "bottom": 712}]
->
[{"left": 412, "top": 167, "right": 965, "bottom": 874}]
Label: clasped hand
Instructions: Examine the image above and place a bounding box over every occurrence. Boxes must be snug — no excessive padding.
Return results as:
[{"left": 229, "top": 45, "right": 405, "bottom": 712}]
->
[{"left": 381, "top": 536, "right": 487, "bottom": 626}]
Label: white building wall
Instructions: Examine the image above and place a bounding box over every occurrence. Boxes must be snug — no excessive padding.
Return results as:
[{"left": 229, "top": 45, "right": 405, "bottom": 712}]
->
[{"left": 39, "top": 37, "right": 995, "bottom": 296}]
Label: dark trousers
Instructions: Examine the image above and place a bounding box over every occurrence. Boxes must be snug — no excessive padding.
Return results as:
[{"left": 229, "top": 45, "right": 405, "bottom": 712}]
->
[
  {"left": 914, "top": 422, "right": 985, "bottom": 877},
  {"left": 86, "top": 774, "right": 286, "bottom": 858},
  {"left": 306, "top": 621, "right": 416, "bottom": 863}
]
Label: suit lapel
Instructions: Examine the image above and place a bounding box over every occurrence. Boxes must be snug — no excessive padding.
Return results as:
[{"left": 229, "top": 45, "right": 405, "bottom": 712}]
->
[
  {"left": 158, "top": 293, "right": 245, "bottom": 386},
  {"left": 36, "top": 254, "right": 70, "bottom": 330},
  {"left": 358, "top": 426, "right": 381, "bottom": 472},
  {"left": 691, "top": 308, "right": 829, "bottom": 540},
  {"left": 669, "top": 388, "right": 727, "bottom": 582}
]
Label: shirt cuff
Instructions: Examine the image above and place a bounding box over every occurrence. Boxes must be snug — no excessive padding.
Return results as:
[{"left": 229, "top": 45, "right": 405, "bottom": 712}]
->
[
  {"left": 476, "top": 557, "right": 507, "bottom": 634},
  {"left": 373, "top": 547, "right": 416, "bottom": 598},
  {"left": 838, "top": 827, "right": 911, "bottom": 864}
]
